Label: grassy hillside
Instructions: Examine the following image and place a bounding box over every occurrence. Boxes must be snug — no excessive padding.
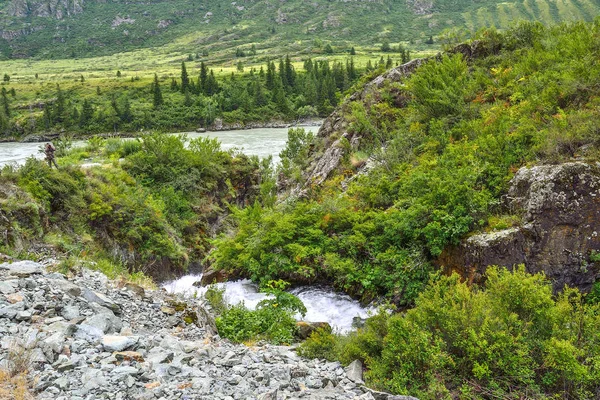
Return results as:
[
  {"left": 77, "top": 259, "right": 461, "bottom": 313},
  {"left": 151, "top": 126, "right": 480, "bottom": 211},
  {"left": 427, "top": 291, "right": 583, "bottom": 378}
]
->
[{"left": 0, "top": 0, "right": 599, "bottom": 60}]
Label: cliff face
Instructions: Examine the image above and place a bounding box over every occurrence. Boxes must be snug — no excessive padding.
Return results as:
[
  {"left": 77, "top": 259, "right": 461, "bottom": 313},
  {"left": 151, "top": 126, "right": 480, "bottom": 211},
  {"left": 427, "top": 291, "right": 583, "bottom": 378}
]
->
[
  {"left": 290, "top": 41, "right": 499, "bottom": 197},
  {"left": 7, "top": 0, "right": 86, "bottom": 19},
  {"left": 439, "top": 162, "right": 600, "bottom": 292}
]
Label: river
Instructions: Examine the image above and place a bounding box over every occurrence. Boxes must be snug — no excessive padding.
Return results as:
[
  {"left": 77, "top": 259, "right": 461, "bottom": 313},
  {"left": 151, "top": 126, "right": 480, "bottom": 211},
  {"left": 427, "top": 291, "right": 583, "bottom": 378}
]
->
[
  {"left": 163, "top": 275, "right": 372, "bottom": 333},
  {"left": 0, "top": 125, "right": 373, "bottom": 332},
  {"left": 0, "top": 126, "right": 319, "bottom": 167}
]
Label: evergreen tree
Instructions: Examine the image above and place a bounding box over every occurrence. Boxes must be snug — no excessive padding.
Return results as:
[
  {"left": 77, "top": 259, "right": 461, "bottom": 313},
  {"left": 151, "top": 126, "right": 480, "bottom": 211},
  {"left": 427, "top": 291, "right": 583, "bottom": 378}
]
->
[
  {"left": 350, "top": 47, "right": 356, "bottom": 55},
  {"left": 199, "top": 62, "right": 208, "bottom": 94},
  {"left": 96, "top": 86, "right": 101, "bottom": 95},
  {"left": 278, "top": 59, "right": 287, "bottom": 89},
  {"left": 253, "top": 81, "right": 267, "bottom": 107},
  {"left": 381, "top": 40, "right": 391, "bottom": 52},
  {"left": 205, "top": 70, "right": 219, "bottom": 95},
  {"left": 116, "top": 70, "right": 122, "bottom": 78},
  {"left": 1, "top": 88, "right": 9, "bottom": 117},
  {"left": 153, "top": 74, "right": 164, "bottom": 109},
  {"left": 386, "top": 56, "right": 393, "bottom": 69},
  {"left": 43, "top": 104, "right": 52, "bottom": 129},
  {"left": 80, "top": 99, "right": 94, "bottom": 127},
  {"left": 184, "top": 91, "right": 193, "bottom": 107},
  {"left": 266, "top": 61, "right": 276, "bottom": 90},
  {"left": 181, "top": 61, "right": 190, "bottom": 93},
  {"left": 170, "top": 78, "right": 179, "bottom": 91},
  {"left": 284, "top": 55, "right": 295, "bottom": 90}
]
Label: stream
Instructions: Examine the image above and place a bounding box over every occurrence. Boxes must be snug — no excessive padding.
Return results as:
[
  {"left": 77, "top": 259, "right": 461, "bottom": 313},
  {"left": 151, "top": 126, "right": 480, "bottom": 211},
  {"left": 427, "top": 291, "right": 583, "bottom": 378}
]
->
[
  {"left": 0, "top": 124, "right": 374, "bottom": 332},
  {"left": 162, "top": 275, "right": 373, "bottom": 333},
  {"left": 0, "top": 126, "right": 319, "bottom": 167}
]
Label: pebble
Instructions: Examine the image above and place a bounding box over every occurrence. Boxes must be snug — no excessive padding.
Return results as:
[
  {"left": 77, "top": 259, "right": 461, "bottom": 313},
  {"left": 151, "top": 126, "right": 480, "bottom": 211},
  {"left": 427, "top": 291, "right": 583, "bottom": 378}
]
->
[{"left": 0, "top": 261, "right": 406, "bottom": 400}]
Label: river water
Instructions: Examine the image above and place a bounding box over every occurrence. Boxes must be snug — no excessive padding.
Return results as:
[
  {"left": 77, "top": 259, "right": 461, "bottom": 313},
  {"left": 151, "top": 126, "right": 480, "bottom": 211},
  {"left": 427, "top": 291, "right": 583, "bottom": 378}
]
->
[
  {"left": 162, "top": 275, "right": 372, "bottom": 333},
  {"left": 0, "top": 125, "right": 373, "bottom": 332},
  {"left": 0, "top": 126, "right": 319, "bottom": 167}
]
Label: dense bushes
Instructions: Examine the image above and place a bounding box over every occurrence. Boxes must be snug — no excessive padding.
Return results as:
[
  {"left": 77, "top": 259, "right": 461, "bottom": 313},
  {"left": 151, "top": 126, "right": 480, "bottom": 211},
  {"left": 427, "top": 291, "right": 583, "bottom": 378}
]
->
[
  {"left": 211, "top": 21, "right": 600, "bottom": 305},
  {"left": 0, "top": 134, "right": 266, "bottom": 280},
  {"left": 211, "top": 280, "right": 306, "bottom": 344},
  {"left": 300, "top": 267, "right": 600, "bottom": 399}
]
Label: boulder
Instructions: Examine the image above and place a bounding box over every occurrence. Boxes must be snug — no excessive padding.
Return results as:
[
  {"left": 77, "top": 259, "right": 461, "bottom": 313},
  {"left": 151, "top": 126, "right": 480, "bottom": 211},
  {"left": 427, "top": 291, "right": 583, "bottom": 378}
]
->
[
  {"left": 0, "top": 260, "right": 45, "bottom": 277},
  {"left": 439, "top": 162, "right": 600, "bottom": 292},
  {"left": 102, "top": 335, "right": 139, "bottom": 352},
  {"left": 295, "top": 321, "right": 332, "bottom": 340},
  {"left": 345, "top": 359, "right": 364, "bottom": 384}
]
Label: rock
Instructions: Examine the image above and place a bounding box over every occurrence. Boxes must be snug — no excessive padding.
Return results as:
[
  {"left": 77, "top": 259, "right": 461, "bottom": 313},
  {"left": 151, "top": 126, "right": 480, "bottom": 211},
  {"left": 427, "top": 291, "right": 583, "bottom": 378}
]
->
[
  {"left": 6, "top": 293, "right": 24, "bottom": 303},
  {"left": 160, "top": 306, "right": 176, "bottom": 315},
  {"left": 48, "top": 279, "right": 82, "bottom": 297},
  {"left": 81, "top": 288, "right": 121, "bottom": 314},
  {"left": 61, "top": 305, "right": 81, "bottom": 320},
  {"left": 295, "top": 321, "right": 332, "bottom": 339},
  {"left": 102, "top": 335, "right": 139, "bottom": 352},
  {"left": 16, "top": 310, "right": 32, "bottom": 321},
  {"left": 0, "top": 260, "right": 45, "bottom": 276},
  {"left": 199, "top": 265, "right": 231, "bottom": 285},
  {"left": 0, "top": 281, "right": 16, "bottom": 294},
  {"left": 83, "top": 312, "right": 122, "bottom": 334},
  {"left": 257, "top": 389, "right": 278, "bottom": 400},
  {"left": 124, "top": 283, "right": 145, "bottom": 297},
  {"left": 345, "top": 360, "right": 364, "bottom": 383},
  {"left": 114, "top": 351, "right": 144, "bottom": 362},
  {"left": 75, "top": 324, "right": 104, "bottom": 341},
  {"left": 46, "top": 321, "right": 77, "bottom": 336},
  {"left": 439, "top": 162, "right": 600, "bottom": 293}
]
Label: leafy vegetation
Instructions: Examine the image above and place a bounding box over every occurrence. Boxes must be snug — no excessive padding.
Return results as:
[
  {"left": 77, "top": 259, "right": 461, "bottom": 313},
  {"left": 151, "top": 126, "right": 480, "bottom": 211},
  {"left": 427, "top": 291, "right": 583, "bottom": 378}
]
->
[
  {"left": 300, "top": 267, "right": 600, "bottom": 399},
  {"left": 212, "top": 280, "right": 306, "bottom": 344},
  {"left": 0, "top": 57, "right": 368, "bottom": 138},
  {"left": 0, "top": 134, "right": 267, "bottom": 281},
  {"left": 211, "top": 20, "right": 600, "bottom": 306},
  {"left": 3, "top": 0, "right": 596, "bottom": 60}
]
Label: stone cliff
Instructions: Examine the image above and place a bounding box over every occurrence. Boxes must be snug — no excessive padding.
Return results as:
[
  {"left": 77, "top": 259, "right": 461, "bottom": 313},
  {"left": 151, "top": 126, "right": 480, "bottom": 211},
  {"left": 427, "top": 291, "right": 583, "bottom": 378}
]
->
[
  {"left": 438, "top": 162, "right": 600, "bottom": 293},
  {"left": 7, "top": 0, "right": 86, "bottom": 19},
  {"left": 290, "top": 40, "right": 500, "bottom": 197}
]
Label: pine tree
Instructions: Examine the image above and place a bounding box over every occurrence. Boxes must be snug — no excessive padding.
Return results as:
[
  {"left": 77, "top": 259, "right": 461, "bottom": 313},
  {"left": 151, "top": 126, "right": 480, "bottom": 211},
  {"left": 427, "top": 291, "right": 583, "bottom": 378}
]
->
[
  {"left": 199, "top": 62, "right": 208, "bottom": 94},
  {"left": 205, "top": 70, "right": 219, "bottom": 95},
  {"left": 350, "top": 47, "right": 356, "bottom": 55},
  {"left": 181, "top": 61, "right": 189, "bottom": 93},
  {"left": 284, "top": 55, "right": 295, "bottom": 90},
  {"left": 265, "top": 61, "right": 276, "bottom": 90},
  {"left": 153, "top": 74, "right": 164, "bottom": 108},
  {"left": 80, "top": 99, "right": 93, "bottom": 127},
  {"left": 1, "top": 88, "right": 9, "bottom": 117},
  {"left": 386, "top": 56, "right": 393, "bottom": 69}
]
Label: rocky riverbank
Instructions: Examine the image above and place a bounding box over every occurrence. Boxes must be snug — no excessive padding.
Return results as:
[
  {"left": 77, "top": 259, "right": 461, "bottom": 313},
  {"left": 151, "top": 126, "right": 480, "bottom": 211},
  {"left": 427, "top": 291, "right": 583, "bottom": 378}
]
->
[{"left": 0, "top": 260, "right": 412, "bottom": 400}]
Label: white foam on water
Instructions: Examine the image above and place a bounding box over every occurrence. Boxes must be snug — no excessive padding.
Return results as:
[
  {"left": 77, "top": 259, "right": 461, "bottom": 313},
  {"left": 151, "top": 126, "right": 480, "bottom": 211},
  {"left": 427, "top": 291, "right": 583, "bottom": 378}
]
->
[{"left": 162, "top": 275, "right": 372, "bottom": 333}]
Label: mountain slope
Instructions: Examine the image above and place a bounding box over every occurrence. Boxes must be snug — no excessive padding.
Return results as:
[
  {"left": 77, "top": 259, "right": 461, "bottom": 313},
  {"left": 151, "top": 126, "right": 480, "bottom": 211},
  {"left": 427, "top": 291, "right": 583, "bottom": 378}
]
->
[{"left": 0, "top": 0, "right": 599, "bottom": 59}]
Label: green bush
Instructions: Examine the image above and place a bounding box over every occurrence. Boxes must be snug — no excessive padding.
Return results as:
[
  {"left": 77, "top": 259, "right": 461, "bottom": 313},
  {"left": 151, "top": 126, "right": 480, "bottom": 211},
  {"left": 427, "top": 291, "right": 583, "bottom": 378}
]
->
[
  {"left": 215, "top": 281, "right": 305, "bottom": 345},
  {"left": 327, "top": 267, "right": 600, "bottom": 399}
]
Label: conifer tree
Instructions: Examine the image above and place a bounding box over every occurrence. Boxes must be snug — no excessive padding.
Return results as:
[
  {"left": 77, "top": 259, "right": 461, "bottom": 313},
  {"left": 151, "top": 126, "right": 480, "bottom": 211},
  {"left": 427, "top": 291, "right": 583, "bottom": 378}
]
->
[
  {"left": 181, "top": 61, "right": 189, "bottom": 93},
  {"left": 80, "top": 99, "right": 94, "bottom": 127},
  {"left": 153, "top": 74, "right": 164, "bottom": 108},
  {"left": 199, "top": 62, "right": 208, "bottom": 94},
  {"left": 1, "top": 88, "right": 9, "bottom": 117}
]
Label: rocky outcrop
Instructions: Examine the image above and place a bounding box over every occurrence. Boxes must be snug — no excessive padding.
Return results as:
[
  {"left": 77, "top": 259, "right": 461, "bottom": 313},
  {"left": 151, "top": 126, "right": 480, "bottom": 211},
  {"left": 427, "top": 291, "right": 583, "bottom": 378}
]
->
[
  {"left": 0, "top": 261, "right": 407, "bottom": 399},
  {"left": 439, "top": 162, "right": 600, "bottom": 292},
  {"left": 7, "top": 0, "right": 85, "bottom": 19},
  {"left": 289, "top": 40, "right": 501, "bottom": 197}
]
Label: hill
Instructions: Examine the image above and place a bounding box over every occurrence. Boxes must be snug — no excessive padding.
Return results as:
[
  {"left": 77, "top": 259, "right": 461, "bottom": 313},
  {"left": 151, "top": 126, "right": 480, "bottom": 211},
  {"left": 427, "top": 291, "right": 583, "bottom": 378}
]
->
[{"left": 0, "top": 0, "right": 599, "bottom": 59}]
